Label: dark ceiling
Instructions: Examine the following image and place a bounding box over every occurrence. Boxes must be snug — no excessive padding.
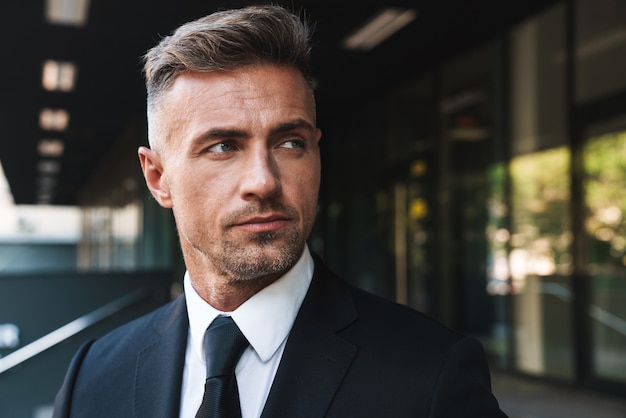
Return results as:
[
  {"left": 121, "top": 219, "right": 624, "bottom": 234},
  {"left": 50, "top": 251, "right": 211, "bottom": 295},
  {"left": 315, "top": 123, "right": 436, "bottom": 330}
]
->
[{"left": 0, "top": 0, "right": 558, "bottom": 205}]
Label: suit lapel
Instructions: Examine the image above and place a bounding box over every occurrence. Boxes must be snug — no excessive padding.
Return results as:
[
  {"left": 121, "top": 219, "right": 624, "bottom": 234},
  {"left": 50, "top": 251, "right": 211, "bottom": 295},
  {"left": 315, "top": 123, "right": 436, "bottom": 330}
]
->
[
  {"left": 261, "top": 259, "right": 359, "bottom": 418},
  {"left": 134, "top": 295, "right": 188, "bottom": 418}
]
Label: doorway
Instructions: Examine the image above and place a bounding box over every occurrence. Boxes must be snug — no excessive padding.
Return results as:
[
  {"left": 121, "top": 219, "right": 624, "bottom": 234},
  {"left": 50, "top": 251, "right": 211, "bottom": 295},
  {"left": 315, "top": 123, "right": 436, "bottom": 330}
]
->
[{"left": 578, "top": 111, "right": 626, "bottom": 386}]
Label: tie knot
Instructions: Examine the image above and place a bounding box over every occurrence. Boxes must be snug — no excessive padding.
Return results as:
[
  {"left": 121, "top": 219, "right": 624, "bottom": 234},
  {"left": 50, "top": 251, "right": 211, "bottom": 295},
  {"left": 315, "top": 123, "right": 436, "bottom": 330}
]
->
[{"left": 204, "top": 316, "right": 249, "bottom": 379}]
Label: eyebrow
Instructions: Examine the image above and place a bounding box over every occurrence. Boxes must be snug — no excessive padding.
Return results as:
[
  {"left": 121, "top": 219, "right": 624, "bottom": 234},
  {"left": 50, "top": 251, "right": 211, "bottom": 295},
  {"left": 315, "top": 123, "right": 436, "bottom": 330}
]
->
[
  {"left": 191, "top": 118, "right": 316, "bottom": 144},
  {"left": 272, "top": 118, "right": 316, "bottom": 135}
]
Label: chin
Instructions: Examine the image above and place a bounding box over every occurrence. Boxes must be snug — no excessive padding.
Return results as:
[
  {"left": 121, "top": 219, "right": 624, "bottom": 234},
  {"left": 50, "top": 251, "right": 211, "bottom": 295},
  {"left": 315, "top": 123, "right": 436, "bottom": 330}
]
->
[{"left": 225, "top": 241, "right": 303, "bottom": 281}]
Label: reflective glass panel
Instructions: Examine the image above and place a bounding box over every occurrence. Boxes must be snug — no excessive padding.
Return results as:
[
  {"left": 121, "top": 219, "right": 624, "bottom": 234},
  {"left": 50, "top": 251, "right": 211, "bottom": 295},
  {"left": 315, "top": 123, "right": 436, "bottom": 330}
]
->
[
  {"left": 576, "top": 0, "right": 626, "bottom": 104},
  {"left": 582, "top": 122, "right": 626, "bottom": 383},
  {"left": 509, "top": 147, "right": 574, "bottom": 379}
]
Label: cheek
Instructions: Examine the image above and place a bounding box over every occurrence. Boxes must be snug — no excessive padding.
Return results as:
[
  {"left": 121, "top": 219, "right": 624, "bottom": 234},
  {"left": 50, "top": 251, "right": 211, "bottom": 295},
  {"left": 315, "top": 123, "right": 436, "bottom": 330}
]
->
[
  {"left": 171, "top": 191, "right": 220, "bottom": 241},
  {"left": 167, "top": 166, "right": 219, "bottom": 216},
  {"left": 172, "top": 162, "right": 226, "bottom": 196},
  {"left": 294, "top": 164, "right": 321, "bottom": 218}
]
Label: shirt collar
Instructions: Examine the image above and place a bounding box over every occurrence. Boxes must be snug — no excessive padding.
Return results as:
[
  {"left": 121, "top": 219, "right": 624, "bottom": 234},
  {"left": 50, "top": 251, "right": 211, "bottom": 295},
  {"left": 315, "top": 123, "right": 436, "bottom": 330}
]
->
[{"left": 184, "top": 245, "right": 313, "bottom": 363}]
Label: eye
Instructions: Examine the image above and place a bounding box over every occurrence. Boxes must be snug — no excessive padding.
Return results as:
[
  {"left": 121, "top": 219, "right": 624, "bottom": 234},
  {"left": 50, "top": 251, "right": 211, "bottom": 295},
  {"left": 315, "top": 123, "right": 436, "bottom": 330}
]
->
[
  {"left": 280, "top": 139, "right": 305, "bottom": 150},
  {"left": 207, "top": 142, "right": 236, "bottom": 153}
]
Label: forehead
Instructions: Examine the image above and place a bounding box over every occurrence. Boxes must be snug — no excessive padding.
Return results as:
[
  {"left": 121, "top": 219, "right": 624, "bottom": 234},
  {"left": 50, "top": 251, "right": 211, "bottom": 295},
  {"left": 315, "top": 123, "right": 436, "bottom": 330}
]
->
[
  {"left": 168, "top": 66, "right": 314, "bottom": 113},
  {"left": 148, "top": 66, "right": 316, "bottom": 148}
]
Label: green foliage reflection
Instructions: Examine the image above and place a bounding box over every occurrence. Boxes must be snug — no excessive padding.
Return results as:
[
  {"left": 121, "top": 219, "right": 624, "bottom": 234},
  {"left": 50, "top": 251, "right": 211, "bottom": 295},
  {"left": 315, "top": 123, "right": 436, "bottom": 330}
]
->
[
  {"left": 509, "top": 147, "right": 572, "bottom": 285},
  {"left": 583, "top": 130, "right": 626, "bottom": 268}
]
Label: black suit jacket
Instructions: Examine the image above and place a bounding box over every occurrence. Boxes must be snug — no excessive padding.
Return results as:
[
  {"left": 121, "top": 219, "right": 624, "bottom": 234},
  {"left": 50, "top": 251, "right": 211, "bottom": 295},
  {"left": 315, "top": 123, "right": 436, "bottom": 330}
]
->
[{"left": 53, "top": 259, "right": 507, "bottom": 417}]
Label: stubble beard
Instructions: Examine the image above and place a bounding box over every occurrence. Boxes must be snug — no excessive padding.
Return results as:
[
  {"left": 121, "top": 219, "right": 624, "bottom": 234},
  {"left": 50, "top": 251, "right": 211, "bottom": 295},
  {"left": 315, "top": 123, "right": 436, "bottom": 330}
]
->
[
  {"left": 216, "top": 226, "right": 304, "bottom": 284},
  {"left": 190, "top": 202, "right": 308, "bottom": 284}
]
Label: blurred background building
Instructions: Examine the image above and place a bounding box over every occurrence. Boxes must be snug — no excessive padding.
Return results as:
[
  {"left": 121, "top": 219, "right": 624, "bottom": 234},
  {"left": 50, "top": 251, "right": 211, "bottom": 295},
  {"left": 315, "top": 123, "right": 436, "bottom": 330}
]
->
[{"left": 1, "top": 0, "right": 625, "bottom": 417}]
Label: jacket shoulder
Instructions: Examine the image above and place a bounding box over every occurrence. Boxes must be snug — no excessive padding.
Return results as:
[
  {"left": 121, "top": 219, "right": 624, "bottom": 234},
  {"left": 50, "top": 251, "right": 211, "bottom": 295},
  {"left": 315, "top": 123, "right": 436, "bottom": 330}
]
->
[
  {"left": 311, "top": 257, "right": 464, "bottom": 350},
  {"left": 53, "top": 296, "right": 188, "bottom": 417},
  {"left": 88, "top": 295, "right": 185, "bottom": 356},
  {"left": 313, "top": 265, "right": 506, "bottom": 417},
  {"left": 348, "top": 283, "right": 464, "bottom": 344}
]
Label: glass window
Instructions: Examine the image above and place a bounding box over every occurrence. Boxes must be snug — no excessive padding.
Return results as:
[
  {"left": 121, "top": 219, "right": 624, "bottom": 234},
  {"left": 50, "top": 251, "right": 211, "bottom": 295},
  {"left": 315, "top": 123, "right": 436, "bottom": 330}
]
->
[
  {"left": 509, "top": 3, "right": 574, "bottom": 379},
  {"left": 509, "top": 148, "right": 573, "bottom": 378},
  {"left": 576, "top": 0, "right": 626, "bottom": 104},
  {"left": 510, "top": 4, "right": 567, "bottom": 156},
  {"left": 437, "top": 43, "right": 501, "bottom": 338},
  {"left": 582, "top": 116, "right": 626, "bottom": 383},
  {"left": 387, "top": 74, "right": 437, "bottom": 312},
  {"left": 386, "top": 75, "right": 435, "bottom": 163}
]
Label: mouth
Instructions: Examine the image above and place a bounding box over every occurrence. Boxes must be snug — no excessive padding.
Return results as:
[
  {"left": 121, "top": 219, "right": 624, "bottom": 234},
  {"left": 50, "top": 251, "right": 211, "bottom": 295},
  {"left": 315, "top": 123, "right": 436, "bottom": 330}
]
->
[{"left": 232, "top": 214, "right": 293, "bottom": 234}]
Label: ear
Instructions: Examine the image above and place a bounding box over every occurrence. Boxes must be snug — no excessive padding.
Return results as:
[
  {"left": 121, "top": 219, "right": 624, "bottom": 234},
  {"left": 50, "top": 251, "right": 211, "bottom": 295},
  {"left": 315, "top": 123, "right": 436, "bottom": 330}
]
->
[
  {"left": 315, "top": 128, "right": 322, "bottom": 145},
  {"left": 138, "top": 146, "right": 173, "bottom": 208}
]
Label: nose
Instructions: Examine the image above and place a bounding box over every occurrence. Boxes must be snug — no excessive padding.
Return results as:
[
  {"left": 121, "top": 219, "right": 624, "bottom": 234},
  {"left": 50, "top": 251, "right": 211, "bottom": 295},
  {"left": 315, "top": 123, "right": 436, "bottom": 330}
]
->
[{"left": 238, "top": 148, "right": 282, "bottom": 200}]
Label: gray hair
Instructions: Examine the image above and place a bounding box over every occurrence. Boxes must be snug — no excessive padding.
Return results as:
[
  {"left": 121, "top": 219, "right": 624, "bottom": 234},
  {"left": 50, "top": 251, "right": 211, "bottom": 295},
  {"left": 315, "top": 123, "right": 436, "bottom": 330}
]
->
[{"left": 143, "top": 4, "right": 314, "bottom": 109}]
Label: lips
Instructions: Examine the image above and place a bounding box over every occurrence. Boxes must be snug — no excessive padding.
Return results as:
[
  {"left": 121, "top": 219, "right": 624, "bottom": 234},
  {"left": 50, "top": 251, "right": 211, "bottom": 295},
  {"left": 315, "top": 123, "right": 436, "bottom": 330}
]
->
[{"left": 232, "top": 213, "right": 292, "bottom": 233}]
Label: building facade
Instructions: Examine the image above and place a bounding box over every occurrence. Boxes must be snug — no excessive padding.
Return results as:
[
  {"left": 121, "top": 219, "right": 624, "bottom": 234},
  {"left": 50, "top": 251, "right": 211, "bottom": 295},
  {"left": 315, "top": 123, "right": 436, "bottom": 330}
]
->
[{"left": 76, "top": 0, "right": 626, "bottom": 395}]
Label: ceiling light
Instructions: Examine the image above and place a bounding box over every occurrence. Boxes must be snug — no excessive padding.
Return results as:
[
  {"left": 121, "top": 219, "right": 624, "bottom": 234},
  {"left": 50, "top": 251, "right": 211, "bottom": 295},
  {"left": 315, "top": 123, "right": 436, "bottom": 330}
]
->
[
  {"left": 37, "top": 193, "right": 53, "bottom": 205},
  {"left": 37, "top": 175, "right": 58, "bottom": 193},
  {"left": 38, "top": 160, "right": 61, "bottom": 175},
  {"left": 42, "top": 60, "right": 77, "bottom": 92},
  {"left": 38, "top": 139, "right": 65, "bottom": 157},
  {"left": 37, "top": 174, "right": 58, "bottom": 205},
  {"left": 39, "top": 108, "right": 69, "bottom": 131},
  {"left": 45, "top": 0, "right": 90, "bottom": 27},
  {"left": 343, "top": 8, "right": 417, "bottom": 51}
]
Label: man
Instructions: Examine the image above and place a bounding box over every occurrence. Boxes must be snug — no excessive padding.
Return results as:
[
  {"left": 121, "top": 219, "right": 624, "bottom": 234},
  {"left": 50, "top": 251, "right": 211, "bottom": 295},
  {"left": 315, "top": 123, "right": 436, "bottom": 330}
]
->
[{"left": 53, "top": 5, "right": 507, "bottom": 417}]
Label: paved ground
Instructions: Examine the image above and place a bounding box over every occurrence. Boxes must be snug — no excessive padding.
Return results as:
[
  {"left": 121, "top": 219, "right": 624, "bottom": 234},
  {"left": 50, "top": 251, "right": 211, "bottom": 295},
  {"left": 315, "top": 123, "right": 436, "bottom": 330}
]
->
[{"left": 492, "top": 371, "right": 626, "bottom": 418}]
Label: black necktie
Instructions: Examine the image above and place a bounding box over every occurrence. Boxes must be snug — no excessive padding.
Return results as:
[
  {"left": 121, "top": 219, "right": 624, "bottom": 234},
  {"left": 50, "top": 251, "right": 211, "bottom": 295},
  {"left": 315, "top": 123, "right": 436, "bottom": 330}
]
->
[{"left": 195, "top": 316, "right": 249, "bottom": 418}]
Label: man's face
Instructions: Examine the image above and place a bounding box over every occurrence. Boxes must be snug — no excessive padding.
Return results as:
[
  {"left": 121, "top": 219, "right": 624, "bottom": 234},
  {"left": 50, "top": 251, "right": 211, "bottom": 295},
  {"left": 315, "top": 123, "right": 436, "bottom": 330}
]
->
[{"left": 143, "top": 66, "right": 321, "bottom": 284}]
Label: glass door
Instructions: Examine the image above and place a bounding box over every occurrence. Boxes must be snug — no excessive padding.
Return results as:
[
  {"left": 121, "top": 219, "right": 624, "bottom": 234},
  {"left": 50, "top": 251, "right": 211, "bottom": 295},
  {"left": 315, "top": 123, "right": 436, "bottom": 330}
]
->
[{"left": 581, "top": 114, "right": 626, "bottom": 384}]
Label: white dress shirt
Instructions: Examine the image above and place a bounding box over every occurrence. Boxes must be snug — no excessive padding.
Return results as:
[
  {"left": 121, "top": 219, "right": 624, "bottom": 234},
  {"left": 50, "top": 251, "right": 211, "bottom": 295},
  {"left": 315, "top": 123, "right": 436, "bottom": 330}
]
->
[{"left": 179, "top": 246, "right": 314, "bottom": 418}]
